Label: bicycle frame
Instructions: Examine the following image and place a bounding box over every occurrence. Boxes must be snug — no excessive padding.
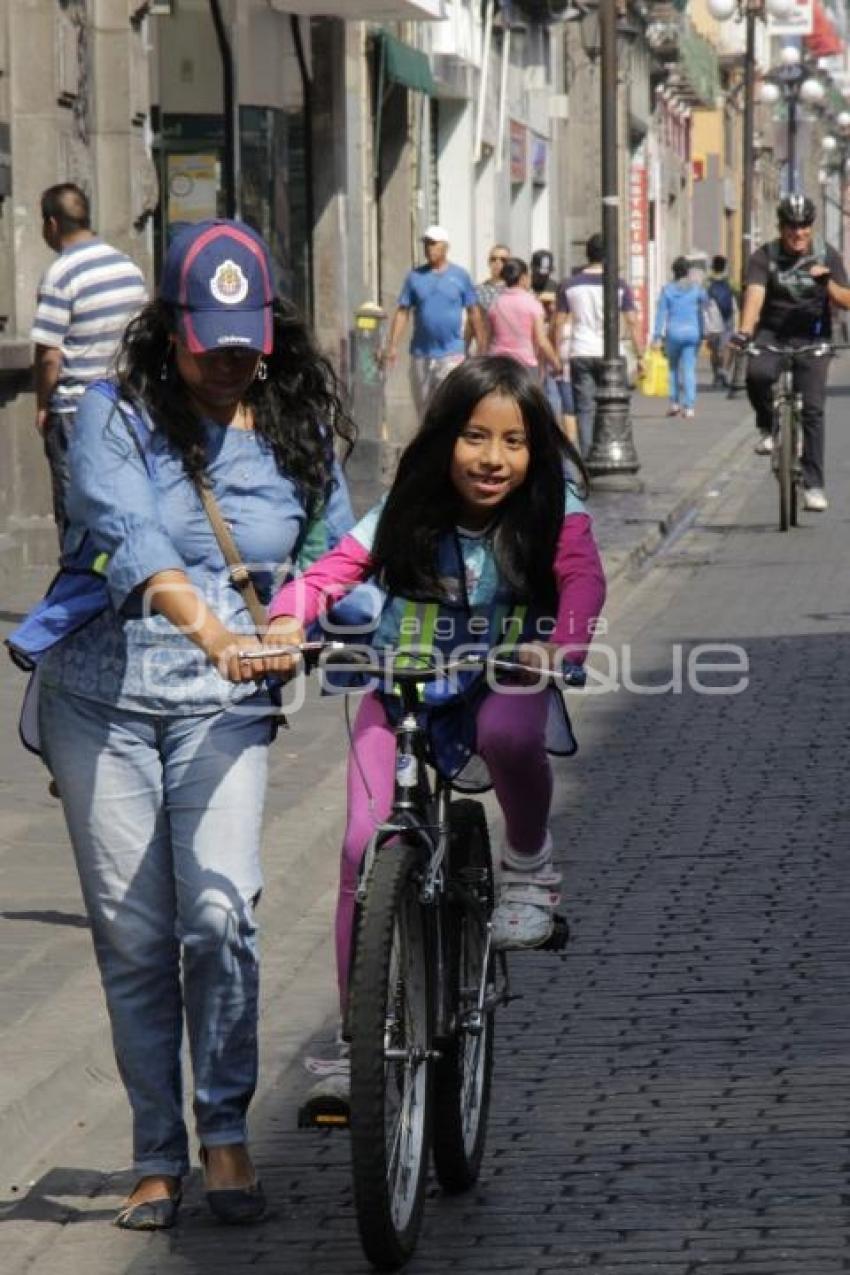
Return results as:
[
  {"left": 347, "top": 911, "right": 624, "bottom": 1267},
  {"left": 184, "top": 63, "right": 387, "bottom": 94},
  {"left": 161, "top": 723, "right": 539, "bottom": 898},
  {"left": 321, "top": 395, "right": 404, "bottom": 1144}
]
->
[
  {"left": 747, "top": 341, "right": 832, "bottom": 531},
  {"left": 291, "top": 642, "right": 582, "bottom": 1264},
  {"left": 354, "top": 675, "right": 495, "bottom": 1045}
]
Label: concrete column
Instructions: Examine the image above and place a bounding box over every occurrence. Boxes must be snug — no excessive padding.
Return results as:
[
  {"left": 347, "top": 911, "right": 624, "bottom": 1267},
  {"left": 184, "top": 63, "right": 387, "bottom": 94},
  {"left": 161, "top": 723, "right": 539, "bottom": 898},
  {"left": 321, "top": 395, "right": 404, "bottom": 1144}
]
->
[
  {"left": 531, "top": 181, "right": 550, "bottom": 258},
  {"left": 90, "top": 0, "right": 155, "bottom": 278},
  {"left": 437, "top": 98, "right": 474, "bottom": 274},
  {"left": 380, "top": 82, "right": 418, "bottom": 448},
  {"left": 3, "top": 0, "right": 88, "bottom": 560},
  {"left": 0, "top": 0, "right": 154, "bottom": 573},
  {"left": 473, "top": 149, "right": 501, "bottom": 274},
  {"left": 311, "top": 17, "right": 350, "bottom": 372}
]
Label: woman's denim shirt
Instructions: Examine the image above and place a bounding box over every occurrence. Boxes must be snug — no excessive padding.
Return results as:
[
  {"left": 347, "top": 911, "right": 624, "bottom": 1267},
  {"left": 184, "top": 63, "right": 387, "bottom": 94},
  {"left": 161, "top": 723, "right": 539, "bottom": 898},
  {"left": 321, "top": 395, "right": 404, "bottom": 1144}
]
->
[{"left": 39, "top": 384, "right": 353, "bottom": 714}]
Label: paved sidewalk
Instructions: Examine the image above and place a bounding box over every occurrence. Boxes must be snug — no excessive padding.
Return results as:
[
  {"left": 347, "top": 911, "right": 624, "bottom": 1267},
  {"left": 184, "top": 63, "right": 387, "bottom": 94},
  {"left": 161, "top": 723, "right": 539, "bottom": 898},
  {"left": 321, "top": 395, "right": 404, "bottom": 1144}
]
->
[
  {"left": 590, "top": 381, "right": 752, "bottom": 580},
  {"left": 0, "top": 373, "right": 754, "bottom": 1272}
]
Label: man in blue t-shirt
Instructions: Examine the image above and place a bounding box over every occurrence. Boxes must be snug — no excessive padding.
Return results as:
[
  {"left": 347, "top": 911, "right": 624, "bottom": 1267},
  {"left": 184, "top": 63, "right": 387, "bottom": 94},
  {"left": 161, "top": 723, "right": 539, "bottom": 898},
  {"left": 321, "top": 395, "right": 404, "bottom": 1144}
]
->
[{"left": 381, "top": 225, "right": 487, "bottom": 417}]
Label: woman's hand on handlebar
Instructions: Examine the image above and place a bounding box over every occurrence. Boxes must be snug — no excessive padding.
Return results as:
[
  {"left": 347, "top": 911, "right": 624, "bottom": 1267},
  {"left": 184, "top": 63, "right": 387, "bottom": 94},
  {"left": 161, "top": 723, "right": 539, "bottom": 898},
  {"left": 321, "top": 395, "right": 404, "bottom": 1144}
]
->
[
  {"left": 207, "top": 617, "right": 306, "bottom": 683},
  {"left": 261, "top": 616, "right": 307, "bottom": 680},
  {"left": 208, "top": 631, "right": 270, "bottom": 684}
]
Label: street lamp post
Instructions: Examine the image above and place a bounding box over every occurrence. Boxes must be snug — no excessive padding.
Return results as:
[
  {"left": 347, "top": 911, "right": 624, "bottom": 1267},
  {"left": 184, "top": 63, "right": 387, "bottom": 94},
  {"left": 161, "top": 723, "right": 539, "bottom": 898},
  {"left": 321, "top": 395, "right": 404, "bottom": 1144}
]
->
[
  {"left": 835, "top": 111, "right": 850, "bottom": 260},
  {"left": 762, "top": 45, "right": 826, "bottom": 193},
  {"left": 584, "top": 0, "right": 640, "bottom": 479},
  {"left": 708, "top": 0, "right": 796, "bottom": 397},
  {"left": 740, "top": 4, "right": 758, "bottom": 292},
  {"left": 707, "top": 0, "right": 798, "bottom": 272},
  {"left": 821, "top": 115, "right": 850, "bottom": 258}
]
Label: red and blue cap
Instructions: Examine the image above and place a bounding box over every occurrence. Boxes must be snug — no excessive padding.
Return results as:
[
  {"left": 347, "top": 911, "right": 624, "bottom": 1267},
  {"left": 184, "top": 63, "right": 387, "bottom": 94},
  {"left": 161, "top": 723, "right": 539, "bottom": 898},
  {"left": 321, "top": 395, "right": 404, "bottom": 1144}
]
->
[{"left": 161, "top": 219, "right": 274, "bottom": 355}]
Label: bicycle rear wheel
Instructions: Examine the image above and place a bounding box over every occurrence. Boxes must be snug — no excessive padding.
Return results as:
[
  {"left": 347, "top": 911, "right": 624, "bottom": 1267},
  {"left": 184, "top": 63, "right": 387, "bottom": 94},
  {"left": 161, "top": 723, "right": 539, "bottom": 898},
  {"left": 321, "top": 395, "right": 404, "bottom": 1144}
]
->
[
  {"left": 349, "top": 841, "right": 433, "bottom": 1271},
  {"left": 433, "top": 800, "right": 495, "bottom": 1193},
  {"left": 776, "top": 398, "right": 793, "bottom": 532}
]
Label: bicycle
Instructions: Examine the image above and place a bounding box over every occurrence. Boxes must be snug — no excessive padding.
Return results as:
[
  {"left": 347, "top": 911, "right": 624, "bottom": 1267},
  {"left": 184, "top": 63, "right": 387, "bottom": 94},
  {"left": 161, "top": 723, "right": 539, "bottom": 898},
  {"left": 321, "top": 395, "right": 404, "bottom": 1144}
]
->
[
  {"left": 249, "top": 640, "right": 582, "bottom": 1270},
  {"left": 745, "top": 341, "right": 832, "bottom": 532}
]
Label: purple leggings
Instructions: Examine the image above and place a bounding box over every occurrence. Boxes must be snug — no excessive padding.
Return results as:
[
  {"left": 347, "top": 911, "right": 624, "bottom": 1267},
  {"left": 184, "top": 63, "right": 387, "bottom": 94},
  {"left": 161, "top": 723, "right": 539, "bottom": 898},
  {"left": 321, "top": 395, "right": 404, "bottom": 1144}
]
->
[{"left": 335, "top": 689, "right": 552, "bottom": 1014}]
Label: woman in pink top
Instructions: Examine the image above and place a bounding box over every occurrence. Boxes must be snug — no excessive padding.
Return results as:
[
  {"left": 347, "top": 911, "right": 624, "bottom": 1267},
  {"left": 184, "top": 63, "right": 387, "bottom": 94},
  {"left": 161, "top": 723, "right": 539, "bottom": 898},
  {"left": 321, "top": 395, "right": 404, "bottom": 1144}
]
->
[{"left": 486, "top": 257, "right": 562, "bottom": 376}]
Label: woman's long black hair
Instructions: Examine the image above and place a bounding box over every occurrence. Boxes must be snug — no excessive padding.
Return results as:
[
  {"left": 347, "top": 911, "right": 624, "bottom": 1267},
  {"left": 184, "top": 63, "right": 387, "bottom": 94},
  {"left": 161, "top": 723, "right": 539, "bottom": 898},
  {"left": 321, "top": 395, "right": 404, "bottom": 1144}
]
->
[
  {"left": 113, "top": 297, "right": 356, "bottom": 514},
  {"left": 371, "top": 356, "right": 587, "bottom": 611}
]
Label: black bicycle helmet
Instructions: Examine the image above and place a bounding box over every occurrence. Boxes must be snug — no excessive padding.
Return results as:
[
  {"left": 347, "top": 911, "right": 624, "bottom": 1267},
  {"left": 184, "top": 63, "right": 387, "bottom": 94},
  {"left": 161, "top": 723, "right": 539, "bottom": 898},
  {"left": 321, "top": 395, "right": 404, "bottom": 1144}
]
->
[{"left": 777, "top": 193, "right": 816, "bottom": 226}]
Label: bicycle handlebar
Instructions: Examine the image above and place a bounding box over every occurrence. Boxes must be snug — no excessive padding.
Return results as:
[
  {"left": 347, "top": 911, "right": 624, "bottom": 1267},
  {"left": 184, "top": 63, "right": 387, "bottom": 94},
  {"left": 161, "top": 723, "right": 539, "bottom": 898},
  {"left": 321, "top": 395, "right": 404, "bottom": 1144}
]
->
[{"left": 237, "top": 640, "right": 587, "bottom": 688}]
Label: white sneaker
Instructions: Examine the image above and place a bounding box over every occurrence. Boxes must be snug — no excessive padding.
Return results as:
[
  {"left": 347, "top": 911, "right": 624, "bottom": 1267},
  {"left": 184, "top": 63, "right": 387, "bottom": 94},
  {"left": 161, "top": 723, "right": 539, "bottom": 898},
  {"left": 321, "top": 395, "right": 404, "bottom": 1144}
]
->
[
  {"left": 803, "top": 487, "right": 828, "bottom": 512},
  {"left": 304, "top": 1035, "right": 351, "bottom": 1113},
  {"left": 491, "top": 842, "right": 561, "bottom": 951},
  {"left": 754, "top": 433, "right": 774, "bottom": 455}
]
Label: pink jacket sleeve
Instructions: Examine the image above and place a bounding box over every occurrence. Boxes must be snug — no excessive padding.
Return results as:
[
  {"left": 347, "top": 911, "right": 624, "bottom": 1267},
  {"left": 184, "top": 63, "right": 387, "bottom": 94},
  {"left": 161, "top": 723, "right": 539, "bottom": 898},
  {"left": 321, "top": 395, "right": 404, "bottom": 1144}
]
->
[
  {"left": 267, "top": 533, "right": 373, "bottom": 626},
  {"left": 551, "top": 513, "right": 606, "bottom": 664}
]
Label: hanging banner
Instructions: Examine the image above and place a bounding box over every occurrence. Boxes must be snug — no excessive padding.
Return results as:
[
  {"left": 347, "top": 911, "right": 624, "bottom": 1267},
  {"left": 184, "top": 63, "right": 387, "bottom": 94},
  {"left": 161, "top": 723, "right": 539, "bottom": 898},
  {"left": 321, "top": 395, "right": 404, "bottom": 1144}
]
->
[
  {"left": 628, "top": 149, "right": 649, "bottom": 347},
  {"left": 531, "top": 135, "right": 548, "bottom": 186},
  {"left": 767, "top": 0, "right": 814, "bottom": 37},
  {"left": 509, "top": 120, "right": 527, "bottom": 184},
  {"left": 806, "top": 0, "right": 844, "bottom": 57}
]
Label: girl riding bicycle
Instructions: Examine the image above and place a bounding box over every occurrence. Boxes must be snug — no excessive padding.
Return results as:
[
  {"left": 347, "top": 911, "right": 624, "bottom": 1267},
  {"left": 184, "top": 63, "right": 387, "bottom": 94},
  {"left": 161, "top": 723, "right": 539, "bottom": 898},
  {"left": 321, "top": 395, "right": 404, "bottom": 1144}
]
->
[{"left": 263, "top": 356, "right": 606, "bottom": 1095}]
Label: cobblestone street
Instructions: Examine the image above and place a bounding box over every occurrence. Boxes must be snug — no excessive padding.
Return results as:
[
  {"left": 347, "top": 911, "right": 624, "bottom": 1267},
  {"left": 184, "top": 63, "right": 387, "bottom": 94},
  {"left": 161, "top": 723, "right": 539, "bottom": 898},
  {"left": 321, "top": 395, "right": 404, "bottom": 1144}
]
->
[{"left": 4, "top": 377, "right": 850, "bottom": 1272}]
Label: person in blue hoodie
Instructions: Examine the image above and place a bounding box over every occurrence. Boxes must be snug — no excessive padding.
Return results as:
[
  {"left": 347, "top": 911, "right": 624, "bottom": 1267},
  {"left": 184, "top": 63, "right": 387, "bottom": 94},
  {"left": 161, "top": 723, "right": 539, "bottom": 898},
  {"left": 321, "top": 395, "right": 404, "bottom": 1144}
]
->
[{"left": 651, "top": 257, "right": 707, "bottom": 419}]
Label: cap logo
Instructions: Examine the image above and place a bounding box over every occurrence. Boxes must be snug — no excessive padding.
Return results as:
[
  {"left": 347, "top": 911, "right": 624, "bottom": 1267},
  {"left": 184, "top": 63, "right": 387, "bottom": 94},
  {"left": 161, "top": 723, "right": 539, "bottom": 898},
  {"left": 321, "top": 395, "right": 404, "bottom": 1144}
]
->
[{"left": 210, "top": 259, "right": 249, "bottom": 305}]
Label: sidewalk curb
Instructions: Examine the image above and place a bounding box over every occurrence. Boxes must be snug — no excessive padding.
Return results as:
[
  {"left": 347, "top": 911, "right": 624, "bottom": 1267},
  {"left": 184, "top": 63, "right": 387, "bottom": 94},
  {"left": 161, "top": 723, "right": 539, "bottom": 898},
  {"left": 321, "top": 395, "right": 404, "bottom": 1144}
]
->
[{"left": 602, "top": 415, "right": 754, "bottom": 583}]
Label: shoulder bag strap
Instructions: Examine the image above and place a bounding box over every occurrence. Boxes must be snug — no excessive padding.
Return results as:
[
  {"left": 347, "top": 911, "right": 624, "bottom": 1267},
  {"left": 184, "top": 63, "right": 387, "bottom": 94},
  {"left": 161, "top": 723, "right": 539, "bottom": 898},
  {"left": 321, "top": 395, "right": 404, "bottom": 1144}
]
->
[{"left": 193, "top": 479, "right": 267, "bottom": 633}]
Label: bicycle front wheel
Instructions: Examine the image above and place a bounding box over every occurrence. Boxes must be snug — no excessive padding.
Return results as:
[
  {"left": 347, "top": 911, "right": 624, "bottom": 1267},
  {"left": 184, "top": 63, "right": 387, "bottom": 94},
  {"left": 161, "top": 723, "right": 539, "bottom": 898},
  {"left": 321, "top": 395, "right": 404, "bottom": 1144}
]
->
[
  {"left": 777, "top": 398, "right": 793, "bottom": 532},
  {"left": 349, "top": 841, "right": 433, "bottom": 1271},
  {"left": 433, "top": 800, "right": 495, "bottom": 1193}
]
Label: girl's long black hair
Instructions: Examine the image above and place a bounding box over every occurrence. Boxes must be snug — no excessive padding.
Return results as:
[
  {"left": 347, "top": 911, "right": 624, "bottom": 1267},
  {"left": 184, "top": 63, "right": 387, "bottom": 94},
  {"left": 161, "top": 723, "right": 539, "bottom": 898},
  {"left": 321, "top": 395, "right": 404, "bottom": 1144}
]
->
[
  {"left": 113, "top": 297, "right": 356, "bottom": 513},
  {"left": 371, "top": 356, "right": 587, "bottom": 611}
]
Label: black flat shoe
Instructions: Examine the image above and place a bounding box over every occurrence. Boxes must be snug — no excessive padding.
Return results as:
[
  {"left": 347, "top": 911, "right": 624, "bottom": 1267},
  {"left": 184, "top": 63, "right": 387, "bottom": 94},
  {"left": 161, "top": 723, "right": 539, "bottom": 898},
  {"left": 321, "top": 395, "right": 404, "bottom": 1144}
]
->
[
  {"left": 114, "top": 1190, "right": 182, "bottom": 1231},
  {"left": 205, "top": 1179, "right": 266, "bottom": 1225}
]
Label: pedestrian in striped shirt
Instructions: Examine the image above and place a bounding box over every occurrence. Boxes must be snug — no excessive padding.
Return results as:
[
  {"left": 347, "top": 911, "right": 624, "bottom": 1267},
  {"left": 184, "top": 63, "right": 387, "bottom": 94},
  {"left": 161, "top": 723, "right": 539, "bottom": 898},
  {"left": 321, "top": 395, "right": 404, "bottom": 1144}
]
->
[{"left": 31, "top": 183, "right": 147, "bottom": 540}]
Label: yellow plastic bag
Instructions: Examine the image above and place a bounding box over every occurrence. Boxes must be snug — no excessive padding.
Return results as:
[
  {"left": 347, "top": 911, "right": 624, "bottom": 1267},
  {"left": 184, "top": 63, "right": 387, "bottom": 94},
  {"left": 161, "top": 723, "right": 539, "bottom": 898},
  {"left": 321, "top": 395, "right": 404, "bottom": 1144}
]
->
[{"left": 639, "top": 347, "right": 670, "bottom": 398}]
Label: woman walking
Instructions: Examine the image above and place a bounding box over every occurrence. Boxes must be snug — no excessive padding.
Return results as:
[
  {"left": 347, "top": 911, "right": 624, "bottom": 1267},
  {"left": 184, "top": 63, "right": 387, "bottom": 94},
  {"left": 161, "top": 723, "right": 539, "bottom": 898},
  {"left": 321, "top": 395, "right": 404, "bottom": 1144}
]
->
[
  {"left": 652, "top": 256, "right": 707, "bottom": 419},
  {"left": 37, "top": 219, "right": 355, "bottom": 1229},
  {"left": 486, "top": 257, "right": 561, "bottom": 378}
]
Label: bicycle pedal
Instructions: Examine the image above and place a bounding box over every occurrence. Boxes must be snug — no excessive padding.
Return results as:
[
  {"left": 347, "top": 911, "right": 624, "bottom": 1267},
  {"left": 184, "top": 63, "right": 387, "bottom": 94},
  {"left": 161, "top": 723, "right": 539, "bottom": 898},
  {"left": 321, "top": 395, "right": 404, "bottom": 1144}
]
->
[
  {"left": 297, "top": 1096, "right": 351, "bottom": 1131},
  {"left": 538, "top": 914, "right": 570, "bottom": 952}
]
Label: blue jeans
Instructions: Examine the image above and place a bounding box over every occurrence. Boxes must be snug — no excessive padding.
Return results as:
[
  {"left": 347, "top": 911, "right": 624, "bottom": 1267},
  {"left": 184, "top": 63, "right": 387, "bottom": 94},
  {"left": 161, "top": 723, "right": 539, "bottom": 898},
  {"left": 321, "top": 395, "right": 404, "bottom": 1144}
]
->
[
  {"left": 665, "top": 337, "right": 699, "bottom": 409},
  {"left": 569, "top": 357, "right": 602, "bottom": 456},
  {"left": 39, "top": 686, "right": 273, "bottom": 1179},
  {"left": 43, "top": 408, "right": 76, "bottom": 542}
]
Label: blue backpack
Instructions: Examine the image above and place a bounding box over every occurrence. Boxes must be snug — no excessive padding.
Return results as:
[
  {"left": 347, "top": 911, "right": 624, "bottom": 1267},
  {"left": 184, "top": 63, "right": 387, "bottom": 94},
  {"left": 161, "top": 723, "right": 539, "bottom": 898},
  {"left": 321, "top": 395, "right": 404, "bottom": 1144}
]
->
[
  {"left": 6, "top": 382, "right": 154, "bottom": 675},
  {"left": 708, "top": 277, "right": 734, "bottom": 322},
  {"left": 6, "top": 382, "right": 156, "bottom": 756}
]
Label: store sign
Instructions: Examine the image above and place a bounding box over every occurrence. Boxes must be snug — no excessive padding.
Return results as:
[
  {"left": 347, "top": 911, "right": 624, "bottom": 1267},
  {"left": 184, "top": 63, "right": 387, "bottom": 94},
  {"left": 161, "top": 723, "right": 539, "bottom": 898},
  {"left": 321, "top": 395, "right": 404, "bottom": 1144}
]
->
[
  {"left": 767, "top": 0, "right": 813, "bottom": 36},
  {"left": 167, "top": 153, "right": 219, "bottom": 225},
  {"left": 629, "top": 152, "right": 649, "bottom": 346},
  {"left": 509, "top": 120, "right": 527, "bottom": 184}
]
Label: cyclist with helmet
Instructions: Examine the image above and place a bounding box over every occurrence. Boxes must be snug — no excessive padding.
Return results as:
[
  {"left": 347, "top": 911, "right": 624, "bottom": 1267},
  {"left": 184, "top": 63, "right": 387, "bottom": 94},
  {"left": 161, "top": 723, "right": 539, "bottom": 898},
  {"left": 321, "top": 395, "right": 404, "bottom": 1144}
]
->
[{"left": 733, "top": 193, "right": 850, "bottom": 512}]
